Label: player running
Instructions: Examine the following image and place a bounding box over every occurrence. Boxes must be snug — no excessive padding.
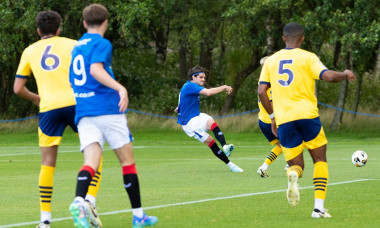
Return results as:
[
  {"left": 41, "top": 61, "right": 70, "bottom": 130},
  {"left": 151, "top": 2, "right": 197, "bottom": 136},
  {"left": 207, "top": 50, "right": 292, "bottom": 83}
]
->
[
  {"left": 258, "top": 22, "right": 355, "bottom": 218},
  {"left": 13, "top": 10, "right": 102, "bottom": 228},
  {"left": 256, "top": 56, "right": 287, "bottom": 178},
  {"left": 68, "top": 4, "right": 157, "bottom": 228}
]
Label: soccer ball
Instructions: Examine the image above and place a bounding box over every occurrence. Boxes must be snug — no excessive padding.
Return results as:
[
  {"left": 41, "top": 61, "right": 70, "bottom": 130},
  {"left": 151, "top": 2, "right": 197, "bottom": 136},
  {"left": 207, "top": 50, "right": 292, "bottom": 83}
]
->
[{"left": 351, "top": 150, "right": 368, "bottom": 167}]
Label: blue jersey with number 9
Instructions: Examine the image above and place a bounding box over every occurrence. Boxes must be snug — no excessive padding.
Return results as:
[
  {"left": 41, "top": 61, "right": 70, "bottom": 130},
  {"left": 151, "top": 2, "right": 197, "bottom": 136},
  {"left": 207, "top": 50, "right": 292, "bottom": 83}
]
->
[
  {"left": 258, "top": 48, "right": 328, "bottom": 125},
  {"left": 69, "top": 33, "right": 120, "bottom": 124}
]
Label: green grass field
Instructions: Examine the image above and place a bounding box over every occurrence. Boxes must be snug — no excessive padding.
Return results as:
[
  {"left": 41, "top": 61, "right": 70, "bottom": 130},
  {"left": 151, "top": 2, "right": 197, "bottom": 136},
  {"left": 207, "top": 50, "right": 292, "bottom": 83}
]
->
[{"left": 0, "top": 126, "right": 379, "bottom": 228}]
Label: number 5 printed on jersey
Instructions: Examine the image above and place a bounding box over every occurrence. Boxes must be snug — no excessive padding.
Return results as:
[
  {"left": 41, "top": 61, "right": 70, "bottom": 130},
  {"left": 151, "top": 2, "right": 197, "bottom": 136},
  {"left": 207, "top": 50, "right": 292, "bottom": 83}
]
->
[
  {"left": 72, "top": 55, "right": 87, "bottom": 86},
  {"left": 278, "top": 60, "right": 294, "bottom": 86}
]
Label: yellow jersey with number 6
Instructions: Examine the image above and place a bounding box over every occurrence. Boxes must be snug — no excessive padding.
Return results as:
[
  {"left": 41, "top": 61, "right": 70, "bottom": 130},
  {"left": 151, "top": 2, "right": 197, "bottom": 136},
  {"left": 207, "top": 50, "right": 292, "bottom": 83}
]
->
[
  {"left": 16, "top": 36, "right": 76, "bottom": 112},
  {"left": 259, "top": 48, "right": 328, "bottom": 125}
]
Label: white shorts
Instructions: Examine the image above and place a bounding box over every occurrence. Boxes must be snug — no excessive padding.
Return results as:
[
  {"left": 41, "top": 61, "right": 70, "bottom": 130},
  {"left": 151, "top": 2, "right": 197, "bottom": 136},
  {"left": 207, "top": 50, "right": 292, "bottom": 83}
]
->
[
  {"left": 182, "top": 113, "right": 213, "bottom": 143},
  {"left": 77, "top": 114, "right": 133, "bottom": 151}
]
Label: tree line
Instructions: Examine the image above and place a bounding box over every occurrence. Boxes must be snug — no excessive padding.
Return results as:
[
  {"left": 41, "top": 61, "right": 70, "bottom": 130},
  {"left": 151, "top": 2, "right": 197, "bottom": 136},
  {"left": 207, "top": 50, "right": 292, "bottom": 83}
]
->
[{"left": 1, "top": 0, "right": 379, "bottom": 129}]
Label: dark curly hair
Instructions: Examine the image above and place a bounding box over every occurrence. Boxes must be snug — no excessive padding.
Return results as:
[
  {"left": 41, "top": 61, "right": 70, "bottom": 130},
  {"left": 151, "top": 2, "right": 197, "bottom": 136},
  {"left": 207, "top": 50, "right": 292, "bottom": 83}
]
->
[
  {"left": 187, "top": 65, "right": 209, "bottom": 80},
  {"left": 36, "top": 10, "right": 61, "bottom": 36}
]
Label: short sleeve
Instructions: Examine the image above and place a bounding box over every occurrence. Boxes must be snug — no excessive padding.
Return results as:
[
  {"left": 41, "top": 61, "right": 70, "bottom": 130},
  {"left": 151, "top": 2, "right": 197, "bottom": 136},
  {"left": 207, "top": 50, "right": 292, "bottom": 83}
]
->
[
  {"left": 259, "top": 61, "right": 270, "bottom": 85},
  {"left": 91, "top": 39, "right": 112, "bottom": 64},
  {"left": 268, "top": 88, "right": 272, "bottom": 101},
  {"left": 191, "top": 83, "right": 204, "bottom": 94},
  {"left": 16, "top": 50, "right": 32, "bottom": 77},
  {"left": 308, "top": 53, "right": 328, "bottom": 80}
]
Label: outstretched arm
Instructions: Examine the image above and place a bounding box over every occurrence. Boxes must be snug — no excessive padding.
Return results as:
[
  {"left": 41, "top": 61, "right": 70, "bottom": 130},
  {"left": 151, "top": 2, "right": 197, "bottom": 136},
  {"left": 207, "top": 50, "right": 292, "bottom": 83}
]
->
[
  {"left": 199, "top": 85, "right": 233, "bottom": 96},
  {"left": 321, "top": 69, "right": 356, "bottom": 82},
  {"left": 13, "top": 77, "right": 40, "bottom": 106},
  {"left": 90, "top": 62, "right": 128, "bottom": 113}
]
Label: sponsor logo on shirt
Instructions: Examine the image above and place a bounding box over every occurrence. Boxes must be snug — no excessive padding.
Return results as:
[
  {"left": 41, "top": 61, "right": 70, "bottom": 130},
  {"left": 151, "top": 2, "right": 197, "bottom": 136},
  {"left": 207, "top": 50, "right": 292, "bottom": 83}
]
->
[
  {"left": 74, "top": 91, "right": 95, "bottom": 98},
  {"left": 75, "top": 38, "right": 91, "bottom": 46}
]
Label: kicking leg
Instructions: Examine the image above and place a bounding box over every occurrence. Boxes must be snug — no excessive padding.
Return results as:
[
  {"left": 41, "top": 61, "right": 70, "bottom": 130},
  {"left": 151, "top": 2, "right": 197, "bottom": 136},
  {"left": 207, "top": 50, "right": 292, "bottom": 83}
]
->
[
  {"left": 207, "top": 119, "right": 234, "bottom": 156},
  {"left": 203, "top": 136, "right": 243, "bottom": 172}
]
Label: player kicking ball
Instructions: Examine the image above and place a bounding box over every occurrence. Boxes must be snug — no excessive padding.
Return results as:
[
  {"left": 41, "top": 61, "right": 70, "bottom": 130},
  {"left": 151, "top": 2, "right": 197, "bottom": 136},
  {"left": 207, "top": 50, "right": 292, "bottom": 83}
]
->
[{"left": 175, "top": 65, "right": 243, "bottom": 172}]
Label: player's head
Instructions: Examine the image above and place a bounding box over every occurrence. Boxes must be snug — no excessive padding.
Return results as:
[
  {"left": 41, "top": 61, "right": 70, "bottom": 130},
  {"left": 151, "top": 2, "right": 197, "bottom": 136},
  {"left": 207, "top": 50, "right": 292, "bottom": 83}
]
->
[
  {"left": 188, "top": 66, "right": 209, "bottom": 86},
  {"left": 188, "top": 66, "right": 208, "bottom": 80},
  {"left": 35, "top": 10, "right": 61, "bottom": 37},
  {"left": 83, "top": 3, "right": 108, "bottom": 27},
  {"left": 283, "top": 23, "right": 304, "bottom": 43}
]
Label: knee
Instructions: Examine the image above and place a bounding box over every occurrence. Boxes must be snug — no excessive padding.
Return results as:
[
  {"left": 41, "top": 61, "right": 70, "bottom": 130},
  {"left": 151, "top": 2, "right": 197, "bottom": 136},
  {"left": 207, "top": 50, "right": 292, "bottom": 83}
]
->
[
  {"left": 287, "top": 159, "right": 305, "bottom": 170},
  {"left": 206, "top": 119, "right": 216, "bottom": 130}
]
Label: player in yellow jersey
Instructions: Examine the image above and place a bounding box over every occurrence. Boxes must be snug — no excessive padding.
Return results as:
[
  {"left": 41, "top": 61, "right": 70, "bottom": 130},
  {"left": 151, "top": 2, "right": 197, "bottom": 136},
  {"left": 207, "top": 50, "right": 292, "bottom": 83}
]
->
[
  {"left": 13, "top": 11, "right": 102, "bottom": 228},
  {"left": 256, "top": 57, "right": 287, "bottom": 178},
  {"left": 258, "top": 23, "right": 355, "bottom": 218}
]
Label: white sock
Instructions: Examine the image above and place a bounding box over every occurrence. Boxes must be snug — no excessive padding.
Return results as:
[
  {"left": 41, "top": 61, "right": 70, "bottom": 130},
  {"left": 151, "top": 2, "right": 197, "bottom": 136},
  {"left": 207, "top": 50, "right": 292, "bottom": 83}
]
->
[
  {"left": 261, "top": 163, "right": 269, "bottom": 170},
  {"left": 85, "top": 194, "right": 96, "bottom": 207},
  {"left": 74, "top": 196, "right": 85, "bottom": 204},
  {"left": 41, "top": 211, "right": 51, "bottom": 223},
  {"left": 227, "top": 162, "right": 235, "bottom": 169},
  {"left": 132, "top": 207, "right": 144, "bottom": 218},
  {"left": 314, "top": 198, "right": 324, "bottom": 212}
]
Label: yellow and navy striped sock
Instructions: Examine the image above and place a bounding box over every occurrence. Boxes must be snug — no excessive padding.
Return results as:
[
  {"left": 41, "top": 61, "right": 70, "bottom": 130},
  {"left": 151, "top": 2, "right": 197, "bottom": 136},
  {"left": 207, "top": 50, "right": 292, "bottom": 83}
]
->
[
  {"left": 287, "top": 165, "right": 303, "bottom": 178},
  {"left": 313, "top": 161, "right": 328, "bottom": 200},
  {"left": 264, "top": 145, "right": 282, "bottom": 165},
  {"left": 87, "top": 156, "right": 103, "bottom": 198},
  {"left": 39, "top": 165, "right": 55, "bottom": 213}
]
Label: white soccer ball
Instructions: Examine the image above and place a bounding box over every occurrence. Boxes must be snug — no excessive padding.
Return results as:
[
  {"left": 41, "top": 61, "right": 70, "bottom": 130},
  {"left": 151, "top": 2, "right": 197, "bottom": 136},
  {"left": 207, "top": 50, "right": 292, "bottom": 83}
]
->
[{"left": 351, "top": 150, "right": 368, "bottom": 167}]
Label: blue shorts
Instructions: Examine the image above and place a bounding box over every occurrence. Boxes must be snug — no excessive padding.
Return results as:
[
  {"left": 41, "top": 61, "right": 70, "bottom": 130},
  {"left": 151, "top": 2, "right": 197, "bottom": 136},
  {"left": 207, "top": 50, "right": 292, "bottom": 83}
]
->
[
  {"left": 38, "top": 105, "right": 77, "bottom": 146},
  {"left": 259, "top": 119, "right": 279, "bottom": 145}
]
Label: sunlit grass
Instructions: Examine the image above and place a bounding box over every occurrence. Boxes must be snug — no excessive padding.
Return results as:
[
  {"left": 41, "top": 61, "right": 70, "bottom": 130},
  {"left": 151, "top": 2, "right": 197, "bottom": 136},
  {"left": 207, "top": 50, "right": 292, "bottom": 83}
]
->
[{"left": 0, "top": 130, "right": 379, "bottom": 227}]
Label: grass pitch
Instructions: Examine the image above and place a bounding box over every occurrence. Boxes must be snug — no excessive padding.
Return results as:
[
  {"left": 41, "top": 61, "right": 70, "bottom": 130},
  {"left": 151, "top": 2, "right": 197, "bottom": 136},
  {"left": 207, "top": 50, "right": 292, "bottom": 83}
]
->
[{"left": 0, "top": 127, "right": 379, "bottom": 228}]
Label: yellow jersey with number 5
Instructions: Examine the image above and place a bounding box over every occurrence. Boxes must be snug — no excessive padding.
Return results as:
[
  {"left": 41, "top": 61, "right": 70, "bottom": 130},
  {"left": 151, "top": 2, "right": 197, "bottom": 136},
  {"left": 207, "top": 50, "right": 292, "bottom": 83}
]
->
[
  {"left": 258, "top": 48, "right": 328, "bottom": 125},
  {"left": 16, "top": 36, "right": 76, "bottom": 112}
]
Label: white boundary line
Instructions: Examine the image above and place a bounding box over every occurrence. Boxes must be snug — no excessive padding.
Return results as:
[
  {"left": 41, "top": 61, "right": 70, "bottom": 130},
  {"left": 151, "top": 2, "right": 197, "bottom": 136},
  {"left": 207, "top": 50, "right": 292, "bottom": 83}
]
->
[
  {"left": 0, "top": 144, "right": 369, "bottom": 149},
  {"left": 1, "top": 178, "right": 379, "bottom": 228},
  {"left": 0, "top": 146, "right": 223, "bottom": 157},
  {"left": 0, "top": 144, "right": 371, "bottom": 157}
]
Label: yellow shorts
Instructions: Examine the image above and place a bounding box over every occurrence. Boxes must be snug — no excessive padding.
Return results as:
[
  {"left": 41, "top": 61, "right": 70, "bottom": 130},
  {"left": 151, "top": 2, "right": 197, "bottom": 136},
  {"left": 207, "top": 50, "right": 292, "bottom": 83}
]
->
[
  {"left": 38, "top": 106, "right": 77, "bottom": 147},
  {"left": 278, "top": 117, "right": 328, "bottom": 161},
  {"left": 259, "top": 119, "right": 279, "bottom": 146}
]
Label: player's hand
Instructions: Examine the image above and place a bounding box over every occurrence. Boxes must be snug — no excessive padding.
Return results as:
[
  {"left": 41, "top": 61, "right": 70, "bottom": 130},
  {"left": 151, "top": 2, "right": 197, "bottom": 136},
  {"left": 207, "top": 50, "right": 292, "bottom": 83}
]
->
[
  {"left": 174, "top": 107, "right": 178, "bottom": 113},
  {"left": 33, "top": 95, "right": 40, "bottom": 107},
  {"left": 271, "top": 118, "right": 278, "bottom": 137},
  {"left": 344, "top": 70, "right": 356, "bottom": 81},
  {"left": 118, "top": 87, "right": 129, "bottom": 113},
  {"left": 225, "top": 85, "right": 233, "bottom": 94}
]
